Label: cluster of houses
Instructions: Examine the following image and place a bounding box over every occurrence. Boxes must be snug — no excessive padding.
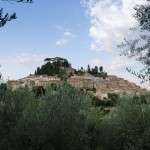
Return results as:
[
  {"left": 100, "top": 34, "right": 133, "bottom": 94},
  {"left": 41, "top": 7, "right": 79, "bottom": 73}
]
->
[
  {"left": 7, "top": 75, "right": 61, "bottom": 90},
  {"left": 67, "top": 73, "right": 147, "bottom": 99},
  {"left": 8, "top": 72, "right": 147, "bottom": 99}
]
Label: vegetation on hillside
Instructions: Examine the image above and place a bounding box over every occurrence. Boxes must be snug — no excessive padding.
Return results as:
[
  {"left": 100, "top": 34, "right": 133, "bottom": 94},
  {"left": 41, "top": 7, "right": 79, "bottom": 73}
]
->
[
  {"left": 35, "top": 57, "right": 71, "bottom": 79},
  {"left": 75, "top": 65, "right": 107, "bottom": 79},
  {"left": 35, "top": 57, "right": 107, "bottom": 79},
  {"left": 0, "top": 82, "right": 150, "bottom": 150},
  {"left": 99, "top": 95, "right": 150, "bottom": 150},
  {"left": 119, "top": 0, "right": 150, "bottom": 83},
  {"left": 0, "top": 83, "right": 92, "bottom": 150},
  {"left": 0, "top": 0, "right": 150, "bottom": 149},
  {"left": 92, "top": 93, "right": 119, "bottom": 107}
]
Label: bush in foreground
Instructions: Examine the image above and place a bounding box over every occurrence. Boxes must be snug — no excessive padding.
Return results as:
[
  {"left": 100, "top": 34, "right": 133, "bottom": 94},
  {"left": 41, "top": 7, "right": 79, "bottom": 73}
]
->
[
  {"left": 99, "top": 95, "right": 150, "bottom": 150},
  {"left": 11, "top": 82, "right": 91, "bottom": 150}
]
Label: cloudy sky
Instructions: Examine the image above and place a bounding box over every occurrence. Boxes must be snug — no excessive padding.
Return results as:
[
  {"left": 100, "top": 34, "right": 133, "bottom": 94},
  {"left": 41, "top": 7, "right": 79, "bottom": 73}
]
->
[{"left": 0, "top": 0, "right": 149, "bottom": 90}]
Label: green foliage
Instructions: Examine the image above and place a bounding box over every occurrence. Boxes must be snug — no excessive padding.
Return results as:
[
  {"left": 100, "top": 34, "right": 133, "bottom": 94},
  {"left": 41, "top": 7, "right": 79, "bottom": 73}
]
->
[
  {"left": 0, "top": 9, "right": 16, "bottom": 27},
  {"left": 32, "top": 86, "right": 45, "bottom": 98},
  {"left": 92, "top": 95, "right": 117, "bottom": 107},
  {"left": 0, "top": 83, "right": 7, "bottom": 93},
  {"left": 35, "top": 57, "right": 71, "bottom": 79},
  {"left": 92, "top": 87, "right": 96, "bottom": 93},
  {"left": 108, "top": 93, "right": 119, "bottom": 100},
  {"left": 75, "top": 68, "right": 85, "bottom": 76},
  {"left": 35, "top": 58, "right": 107, "bottom": 80},
  {"left": 119, "top": 0, "right": 150, "bottom": 83},
  {"left": 1, "top": 81, "right": 150, "bottom": 150},
  {"left": 75, "top": 64, "right": 107, "bottom": 79},
  {"left": 0, "top": 86, "right": 34, "bottom": 149},
  {"left": 100, "top": 95, "right": 150, "bottom": 150},
  {"left": 44, "top": 57, "right": 67, "bottom": 62},
  {"left": 108, "top": 93, "right": 119, "bottom": 105},
  {"left": 0, "top": 82, "right": 91, "bottom": 150},
  {"left": 37, "top": 82, "right": 91, "bottom": 149},
  {"left": 85, "top": 107, "right": 109, "bottom": 150},
  {"left": 0, "top": 0, "right": 33, "bottom": 27}
]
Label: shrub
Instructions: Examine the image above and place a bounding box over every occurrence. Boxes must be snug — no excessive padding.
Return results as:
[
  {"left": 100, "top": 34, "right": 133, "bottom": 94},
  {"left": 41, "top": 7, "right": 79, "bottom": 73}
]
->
[
  {"left": 0, "top": 86, "right": 34, "bottom": 150},
  {"left": 100, "top": 95, "right": 150, "bottom": 150},
  {"left": 12, "top": 82, "right": 92, "bottom": 150},
  {"left": 85, "top": 107, "right": 109, "bottom": 150}
]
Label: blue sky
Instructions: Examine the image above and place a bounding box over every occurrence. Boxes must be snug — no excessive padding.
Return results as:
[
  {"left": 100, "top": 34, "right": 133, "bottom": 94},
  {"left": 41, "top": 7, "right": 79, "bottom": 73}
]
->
[{"left": 0, "top": 0, "right": 149, "bottom": 90}]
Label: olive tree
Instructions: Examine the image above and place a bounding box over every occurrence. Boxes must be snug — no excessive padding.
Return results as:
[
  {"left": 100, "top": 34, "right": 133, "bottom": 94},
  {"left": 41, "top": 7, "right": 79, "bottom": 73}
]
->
[
  {"left": 12, "top": 82, "right": 92, "bottom": 150},
  {"left": 100, "top": 95, "right": 150, "bottom": 150},
  {"left": 0, "top": 86, "right": 34, "bottom": 150},
  {"left": 0, "top": 0, "right": 33, "bottom": 27},
  {"left": 119, "top": 0, "right": 150, "bottom": 83}
]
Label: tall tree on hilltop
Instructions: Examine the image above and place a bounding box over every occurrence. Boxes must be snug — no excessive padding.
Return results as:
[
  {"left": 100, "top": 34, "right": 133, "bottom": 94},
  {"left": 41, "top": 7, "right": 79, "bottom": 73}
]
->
[
  {"left": 36, "top": 67, "right": 41, "bottom": 75},
  {"left": 35, "top": 58, "right": 72, "bottom": 79},
  {"left": 44, "top": 57, "right": 70, "bottom": 68},
  {"left": 99, "top": 66, "right": 103, "bottom": 73},
  {"left": 87, "top": 64, "right": 91, "bottom": 73},
  {"left": 94, "top": 66, "right": 98, "bottom": 74},
  {"left": 119, "top": 0, "right": 150, "bottom": 83}
]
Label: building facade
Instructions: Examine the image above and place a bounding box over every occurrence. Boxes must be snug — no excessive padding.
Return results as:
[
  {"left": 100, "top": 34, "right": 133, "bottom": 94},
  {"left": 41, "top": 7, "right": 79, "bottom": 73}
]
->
[
  {"left": 8, "top": 73, "right": 147, "bottom": 99},
  {"left": 67, "top": 74, "right": 147, "bottom": 99},
  {"left": 8, "top": 74, "right": 61, "bottom": 90}
]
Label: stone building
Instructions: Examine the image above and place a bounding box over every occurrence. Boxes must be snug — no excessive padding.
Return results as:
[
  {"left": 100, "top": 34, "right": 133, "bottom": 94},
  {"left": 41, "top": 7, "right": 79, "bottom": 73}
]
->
[
  {"left": 7, "top": 80, "right": 24, "bottom": 90},
  {"left": 8, "top": 74, "right": 61, "bottom": 89},
  {"left": 67, "top": 76, "right": 85, "bottom": 89},
  {"left": 8, "top": 73, "right": 147, "bottom": 98},
  {"left": 67, "top": 72, "right": 103, "bottom": 90},
  {"left": 67, "top": 74, "right": 147, "bottom": 99}
]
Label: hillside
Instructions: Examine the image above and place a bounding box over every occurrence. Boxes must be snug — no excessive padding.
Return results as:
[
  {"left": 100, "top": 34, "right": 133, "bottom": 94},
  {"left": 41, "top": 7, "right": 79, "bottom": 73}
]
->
[{"left": 34, "top": 57, "right": 107, "bottom": 80}]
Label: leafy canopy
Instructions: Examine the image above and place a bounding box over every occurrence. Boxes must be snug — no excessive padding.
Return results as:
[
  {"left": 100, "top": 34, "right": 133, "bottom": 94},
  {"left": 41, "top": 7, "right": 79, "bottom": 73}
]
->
[
  {"left": 0, "top": 0, "right": 33, "bottom": 27},
  {"left": 119, "top": 0, "right": 150, "bottom": 83}
]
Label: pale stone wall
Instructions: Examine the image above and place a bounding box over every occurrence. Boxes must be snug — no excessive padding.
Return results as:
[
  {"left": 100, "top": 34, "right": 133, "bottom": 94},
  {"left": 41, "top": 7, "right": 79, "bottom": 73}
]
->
[
  {"left": 8, "top": 75, "right": 61, "bottom": 90},
  {"left": 67, "top": 73, "right": 147, "bottom": 97},
  {"left": 7, "top": 80, "right": 22, "bottom": 90},
  {"left": 8, "top": 73, "right": 147, "bottom": 96}
]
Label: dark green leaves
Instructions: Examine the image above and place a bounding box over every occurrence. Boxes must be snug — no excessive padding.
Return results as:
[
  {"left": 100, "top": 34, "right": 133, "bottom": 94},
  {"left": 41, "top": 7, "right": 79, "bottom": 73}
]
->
[
  {"left": 119, "top": 1, "right": 150, "bottom": 83},
  {"left": 0, "top": 0, "right": 33, "bottom": 28}
]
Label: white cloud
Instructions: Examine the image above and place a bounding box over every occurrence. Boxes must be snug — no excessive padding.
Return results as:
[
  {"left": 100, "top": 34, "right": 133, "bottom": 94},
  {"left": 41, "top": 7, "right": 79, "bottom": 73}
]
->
[
  {"left": 64, "top": 31, "right": 76, "bottom": 38},
  {"left": 54, "top": 25, "right": 64, "bottom": 30},
  {"left": 55, "top": 26, "right": 77, "bottom": 46},
  {"left": 83, "top": 0, "right": 150, "bottom": 90},
  {"left": 91, "top": 56, "right": 138, "bottom": 72},
  {"left": 90, "top": 59, "right": 105, "bottom": 67},
  {"left": 82, "top": 0, "right": 148, "bottom": 52},
  {"left": 108, "top": 56, "right": 135, "bottom": 71},
  {"left": 0, "top": 53, "right": 44, "bottom": 65},
  {"left": 56, "top": 39, "right": 67, "bottom": 46}
]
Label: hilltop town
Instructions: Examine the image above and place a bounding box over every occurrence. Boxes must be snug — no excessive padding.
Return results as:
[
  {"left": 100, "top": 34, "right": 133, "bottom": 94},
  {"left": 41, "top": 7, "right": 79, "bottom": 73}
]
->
[
  {"left": 8, "top": 66, "right": 147, "bottom": 100},
  {"left": 7, "top": 57, "right": 147, "bottom": 99}
]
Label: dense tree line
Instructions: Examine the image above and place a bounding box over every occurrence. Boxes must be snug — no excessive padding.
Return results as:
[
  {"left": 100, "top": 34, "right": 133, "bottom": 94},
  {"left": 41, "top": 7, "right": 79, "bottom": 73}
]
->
[
  {"left": 35, "top": 57, "right": 71, "bottom": 79},
  {"left": 75, "top": 65, "right": 107, "bottom": 79},
  {"left": 0, "top": 83, "right": 92, "bottom": 150},
  {"left": 35, "top": 58, "right": 107, "bottom": 79},
  {"left": 0, "top": 82, "right": 150, "bottom": 150},
  {"left": 92, "top": 93, "right": 119, "bottom": 107},
  {"left": 99, "top": 95, "right": 150, "bottom": 150}
]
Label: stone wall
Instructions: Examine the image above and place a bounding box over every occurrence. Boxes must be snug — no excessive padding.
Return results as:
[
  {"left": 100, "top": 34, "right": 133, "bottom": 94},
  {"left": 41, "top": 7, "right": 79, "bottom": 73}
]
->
[
  {"left": 8, "top": 74, "right": 61, "bottom": 89},
  {"left": 67, "top": 74, "right": 147, "bottom": 98}
]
